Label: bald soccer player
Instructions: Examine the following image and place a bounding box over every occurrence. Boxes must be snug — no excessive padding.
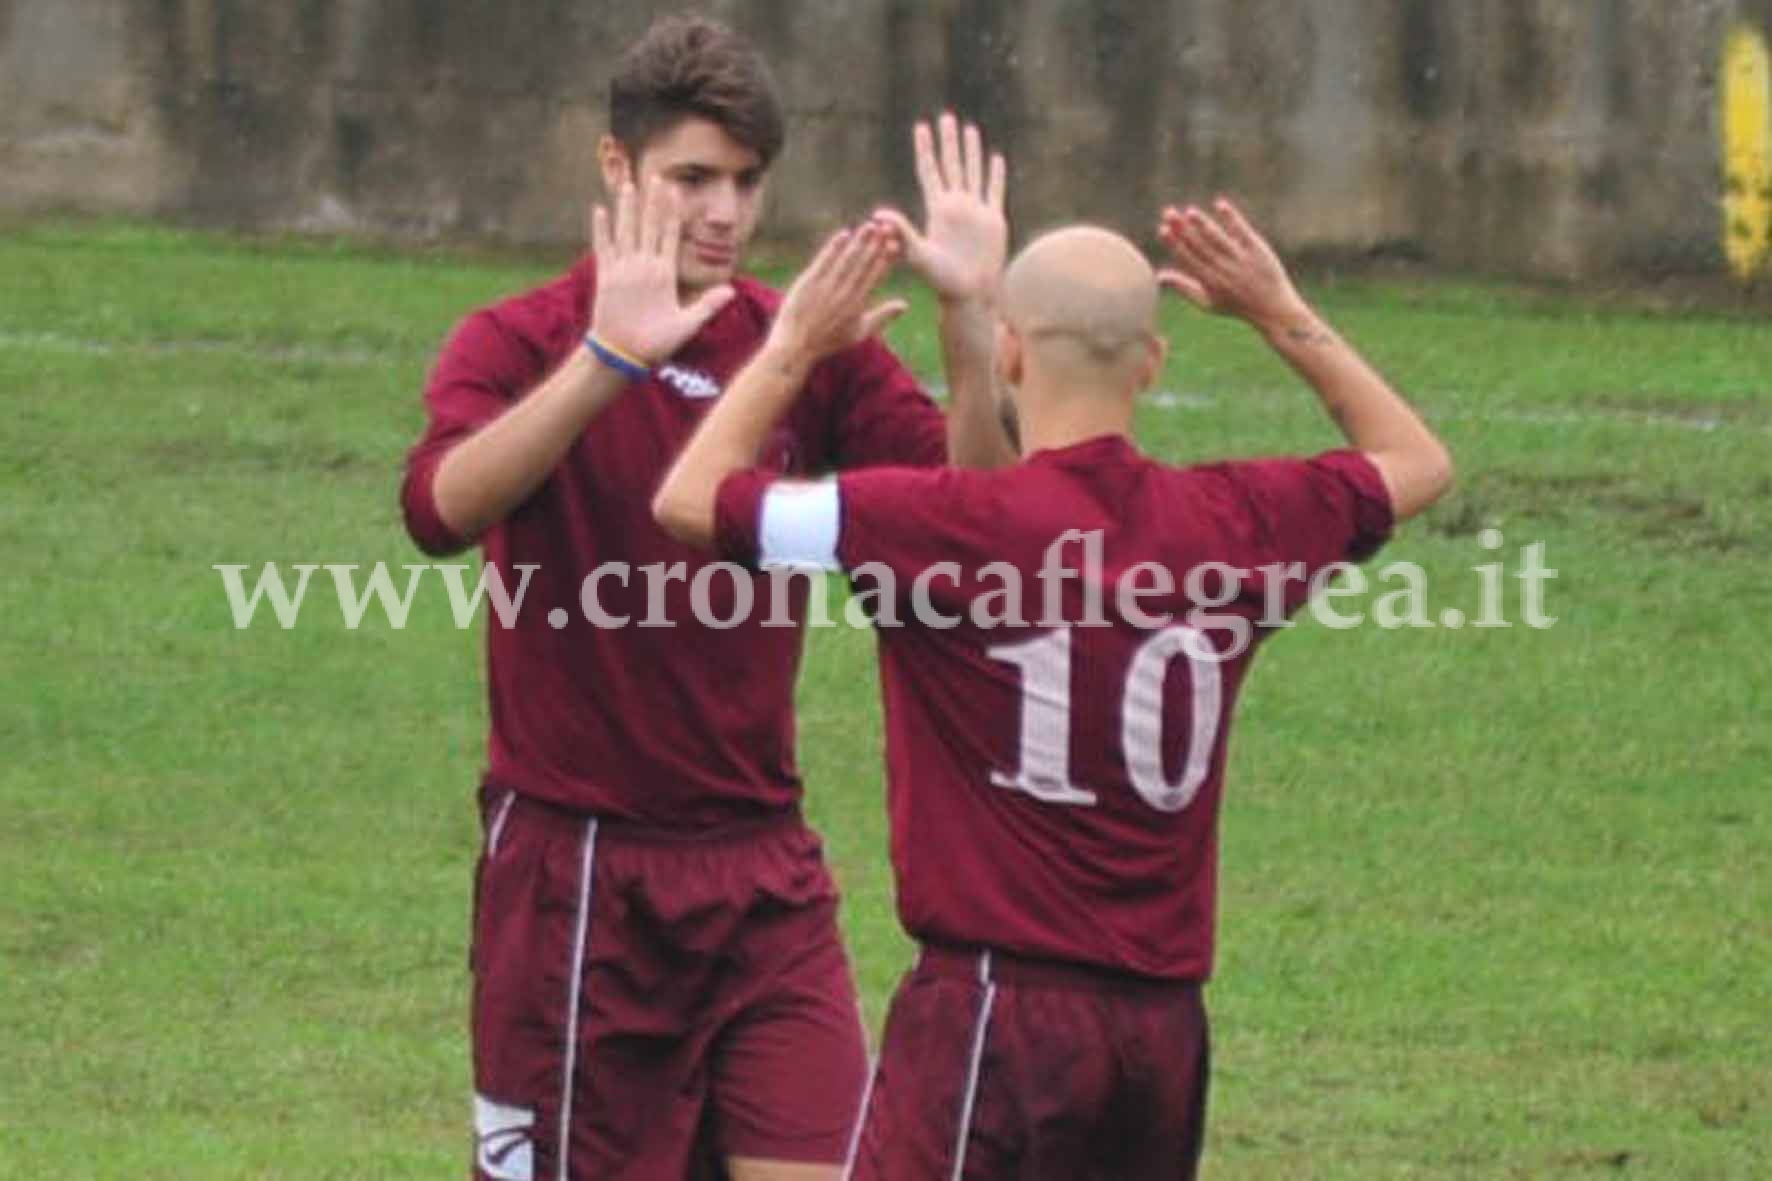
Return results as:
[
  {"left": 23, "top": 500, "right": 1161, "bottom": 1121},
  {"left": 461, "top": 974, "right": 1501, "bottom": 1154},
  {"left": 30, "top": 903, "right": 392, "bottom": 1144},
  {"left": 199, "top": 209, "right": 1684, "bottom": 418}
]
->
[{"left": 653, "top": 202, "right": 1453, "bottom": 1178}]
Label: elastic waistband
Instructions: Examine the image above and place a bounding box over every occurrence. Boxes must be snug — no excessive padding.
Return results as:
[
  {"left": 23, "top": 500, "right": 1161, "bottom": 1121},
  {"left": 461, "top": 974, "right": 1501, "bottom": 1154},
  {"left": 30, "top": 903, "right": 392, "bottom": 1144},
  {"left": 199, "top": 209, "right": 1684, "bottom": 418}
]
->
[
  {"left": 916, "top": 943, "right": 1200, "bottom": 995},
  {"left": 482, "top": 781, "right": 807, "bottom": 845}
]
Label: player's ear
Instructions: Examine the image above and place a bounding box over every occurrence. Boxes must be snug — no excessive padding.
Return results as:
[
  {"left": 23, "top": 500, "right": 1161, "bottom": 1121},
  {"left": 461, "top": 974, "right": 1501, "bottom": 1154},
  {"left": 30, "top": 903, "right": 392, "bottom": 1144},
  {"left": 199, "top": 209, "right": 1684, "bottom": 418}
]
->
[
  {"left": 598, "top": 135, "right": 635, "bottom": 194},
  {"left": 1135, "top": 333, "right": 1167, "bottom": 393}
]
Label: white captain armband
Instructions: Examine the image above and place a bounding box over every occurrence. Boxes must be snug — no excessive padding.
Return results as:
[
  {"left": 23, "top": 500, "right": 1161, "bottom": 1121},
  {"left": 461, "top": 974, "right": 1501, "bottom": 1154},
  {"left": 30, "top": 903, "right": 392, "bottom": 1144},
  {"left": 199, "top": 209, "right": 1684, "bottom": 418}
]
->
[{"left": 757, "top": 479, "right": 843, "bottom": 572}]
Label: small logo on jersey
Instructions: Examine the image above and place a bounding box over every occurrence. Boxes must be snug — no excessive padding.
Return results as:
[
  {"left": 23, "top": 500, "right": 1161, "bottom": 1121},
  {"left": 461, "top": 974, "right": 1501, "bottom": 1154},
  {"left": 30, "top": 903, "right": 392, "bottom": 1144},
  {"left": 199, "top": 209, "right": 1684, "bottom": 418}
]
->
[
  {"left": 474, "top": 1094, "right": 535, "bottom": 1181},
  {"left": 659, "top": 364, "right": 722, "bottom": 400}
]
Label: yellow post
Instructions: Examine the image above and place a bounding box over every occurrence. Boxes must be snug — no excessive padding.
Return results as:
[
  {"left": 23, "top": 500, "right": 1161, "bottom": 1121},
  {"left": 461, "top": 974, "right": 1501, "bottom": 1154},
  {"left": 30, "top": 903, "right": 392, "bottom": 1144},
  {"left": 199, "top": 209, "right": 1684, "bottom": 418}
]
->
[{"left": 1722, "top": 23, "right": 1772, "bottom": 280}]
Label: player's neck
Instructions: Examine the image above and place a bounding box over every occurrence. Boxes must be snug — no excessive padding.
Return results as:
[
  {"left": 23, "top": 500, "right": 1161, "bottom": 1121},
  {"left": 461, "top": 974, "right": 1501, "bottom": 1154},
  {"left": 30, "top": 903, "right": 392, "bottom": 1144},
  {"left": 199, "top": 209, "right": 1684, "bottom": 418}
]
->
[{"left": 1014, "top": 380, "right": 1135, "bottom": 456}]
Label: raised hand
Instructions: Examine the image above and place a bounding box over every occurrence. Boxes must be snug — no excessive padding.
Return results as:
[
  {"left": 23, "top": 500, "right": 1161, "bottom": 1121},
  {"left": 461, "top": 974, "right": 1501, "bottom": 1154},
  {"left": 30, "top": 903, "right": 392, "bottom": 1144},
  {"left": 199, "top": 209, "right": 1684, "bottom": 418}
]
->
[
  {"left": 1156, "top": 198, "right": 1305, "bottom": 328},
  {"left": 588, "top": 178, "right": 736, "bottom": 364},
  {"left": 767, "top": 219, "right": 908, "bottom": 362},
  {"left": 875, "top": 112, "right": 1007, "bottom": 305}
]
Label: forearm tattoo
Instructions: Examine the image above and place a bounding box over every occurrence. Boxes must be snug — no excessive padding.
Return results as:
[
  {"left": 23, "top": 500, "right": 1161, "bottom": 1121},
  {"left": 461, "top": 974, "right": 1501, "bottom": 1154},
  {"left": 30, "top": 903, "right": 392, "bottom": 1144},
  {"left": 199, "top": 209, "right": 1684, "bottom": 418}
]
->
[{"left": 1284, "top": 324, "right": 1336, "bottom": 348}]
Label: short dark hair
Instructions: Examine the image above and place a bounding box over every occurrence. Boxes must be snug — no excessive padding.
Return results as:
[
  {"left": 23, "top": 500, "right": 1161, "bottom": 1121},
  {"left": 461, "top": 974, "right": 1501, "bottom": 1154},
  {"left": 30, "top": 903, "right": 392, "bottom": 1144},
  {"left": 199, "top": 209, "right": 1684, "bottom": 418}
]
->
[{"left": 609, "top": 15, "right": 785, "bottom": 166}]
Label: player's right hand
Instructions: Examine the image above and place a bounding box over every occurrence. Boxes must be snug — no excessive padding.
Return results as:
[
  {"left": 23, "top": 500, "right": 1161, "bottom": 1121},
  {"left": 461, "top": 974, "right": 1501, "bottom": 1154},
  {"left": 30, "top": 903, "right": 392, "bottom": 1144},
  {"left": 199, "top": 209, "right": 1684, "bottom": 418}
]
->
[
  {"left": 588, "top": 178, "right": 735, "bottom": 365},
  {"left": 1156, "top": 198, "right": 1305, "bottom": 328}
]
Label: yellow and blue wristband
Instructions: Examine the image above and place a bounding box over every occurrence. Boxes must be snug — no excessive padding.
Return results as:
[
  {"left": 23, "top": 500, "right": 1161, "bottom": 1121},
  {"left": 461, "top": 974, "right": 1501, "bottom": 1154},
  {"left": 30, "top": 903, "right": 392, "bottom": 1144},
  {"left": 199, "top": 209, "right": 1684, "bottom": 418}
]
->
[{"left": 584, "top": 333, "right": 651, "bottom": 382}]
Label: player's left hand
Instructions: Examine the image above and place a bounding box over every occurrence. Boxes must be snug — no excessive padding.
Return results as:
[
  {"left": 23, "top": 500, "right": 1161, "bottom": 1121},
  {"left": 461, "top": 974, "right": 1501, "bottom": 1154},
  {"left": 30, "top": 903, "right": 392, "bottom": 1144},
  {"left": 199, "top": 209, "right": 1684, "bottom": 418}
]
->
[
  {"left": 875, "top": 112, "right": 1008, "bottom": 306},
  {"left": 767, "top": 219, "right": 907, "bottom": 362}
]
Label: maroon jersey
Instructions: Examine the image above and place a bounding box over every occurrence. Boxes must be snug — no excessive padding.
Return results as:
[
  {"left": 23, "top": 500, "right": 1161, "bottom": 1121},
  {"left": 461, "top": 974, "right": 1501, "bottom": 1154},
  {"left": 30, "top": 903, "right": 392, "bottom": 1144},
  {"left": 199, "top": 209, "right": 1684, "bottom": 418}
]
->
[
  {"left": 401, "top": 257, "right": 947, "bottom": 828},
  {"left": 715, "top": 435, "right": 1392, "bottom": 979}
]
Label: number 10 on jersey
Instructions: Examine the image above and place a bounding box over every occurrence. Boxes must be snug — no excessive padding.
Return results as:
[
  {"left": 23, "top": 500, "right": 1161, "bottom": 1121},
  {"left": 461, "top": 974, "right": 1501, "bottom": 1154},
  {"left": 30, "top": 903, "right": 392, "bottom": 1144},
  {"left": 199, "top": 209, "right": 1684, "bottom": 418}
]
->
[{"left": 987, "top": 626, "right": 1225, "bottom": 813}]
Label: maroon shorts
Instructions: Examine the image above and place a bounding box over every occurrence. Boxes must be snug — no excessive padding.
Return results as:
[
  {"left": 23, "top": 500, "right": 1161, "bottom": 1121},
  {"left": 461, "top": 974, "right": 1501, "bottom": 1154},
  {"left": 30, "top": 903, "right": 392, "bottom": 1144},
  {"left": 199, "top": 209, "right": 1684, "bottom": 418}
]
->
[
  {"left": 469, "top": 786, "right": 869, "bottom": 1181},
  {"left": 847, "top": 945, "right": 1210, "bottom": 1181}
]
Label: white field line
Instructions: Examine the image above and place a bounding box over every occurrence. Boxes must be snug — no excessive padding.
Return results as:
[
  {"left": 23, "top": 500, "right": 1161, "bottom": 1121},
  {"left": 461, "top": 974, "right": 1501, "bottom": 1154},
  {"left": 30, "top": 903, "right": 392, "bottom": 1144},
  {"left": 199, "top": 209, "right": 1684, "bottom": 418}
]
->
[
  {"left": 1143, "top": 388, "right": 1772, "bottom": 437},
  {"left": 935, "top": 380, "right": 1770, "bottom": 438}
]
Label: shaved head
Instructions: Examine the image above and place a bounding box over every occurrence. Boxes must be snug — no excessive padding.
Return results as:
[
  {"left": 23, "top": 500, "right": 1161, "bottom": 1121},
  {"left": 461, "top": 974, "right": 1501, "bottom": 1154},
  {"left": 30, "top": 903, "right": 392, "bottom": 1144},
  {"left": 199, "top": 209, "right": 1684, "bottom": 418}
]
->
[{"left": 1002, "top": 225, "right": 1159, "bottom": 370}]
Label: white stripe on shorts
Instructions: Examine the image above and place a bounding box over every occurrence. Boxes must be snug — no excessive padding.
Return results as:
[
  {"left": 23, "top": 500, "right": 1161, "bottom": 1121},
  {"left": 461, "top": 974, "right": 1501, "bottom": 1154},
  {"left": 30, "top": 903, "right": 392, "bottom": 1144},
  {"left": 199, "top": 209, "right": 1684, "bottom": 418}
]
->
[
  {"left": 555, "top": 818, "right": 599, "bottom": 1181},
  {"left": 485, "top": 790, "right": 517, "bottom": 859},
  {"left": 949, "top": 951, "right": 997, "bottom": 1180},
  {"left": 839, "top": 998, "right": 879, "bottom": 1181}
]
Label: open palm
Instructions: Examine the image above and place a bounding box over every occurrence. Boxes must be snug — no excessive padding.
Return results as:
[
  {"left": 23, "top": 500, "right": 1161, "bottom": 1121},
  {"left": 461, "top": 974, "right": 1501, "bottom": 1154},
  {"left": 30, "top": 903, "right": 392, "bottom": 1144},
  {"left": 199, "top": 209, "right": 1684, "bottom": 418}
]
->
[
  {"left": 589, "top": 178, "right": 734, "bottom": 364},
  {"left": 878, "top": 113, "right": 1007, "bottom": 305},
  {"left": 1156, "top": 199, "right": 1301, "bottom": 327},
  {"left": 770, "top": 222, "right": 907, "bottom": 360}
]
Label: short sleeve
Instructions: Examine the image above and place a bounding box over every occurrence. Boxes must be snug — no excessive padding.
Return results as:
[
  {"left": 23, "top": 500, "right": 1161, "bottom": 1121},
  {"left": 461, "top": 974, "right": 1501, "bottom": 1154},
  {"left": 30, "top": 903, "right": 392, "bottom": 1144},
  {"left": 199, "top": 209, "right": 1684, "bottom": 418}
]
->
[
  {"left": 399, "top": 310, "right": 529, "bottom": 556},
  {"left": 1211, "top": 450, "right": 1395, "bottom": 609},
  {"left": 718, "top": 463, "right": 998, "bottom": 589},
  {"left": 834, "top": 466, "right": 1006, "bottom": 578}
]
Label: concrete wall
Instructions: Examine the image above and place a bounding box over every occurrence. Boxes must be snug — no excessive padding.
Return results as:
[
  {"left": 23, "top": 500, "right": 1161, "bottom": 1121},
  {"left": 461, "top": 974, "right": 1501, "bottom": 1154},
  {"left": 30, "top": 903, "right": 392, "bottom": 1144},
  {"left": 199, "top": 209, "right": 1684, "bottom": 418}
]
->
[{"left": 0, "top": 0, "right": 1758, "bottom": 278}]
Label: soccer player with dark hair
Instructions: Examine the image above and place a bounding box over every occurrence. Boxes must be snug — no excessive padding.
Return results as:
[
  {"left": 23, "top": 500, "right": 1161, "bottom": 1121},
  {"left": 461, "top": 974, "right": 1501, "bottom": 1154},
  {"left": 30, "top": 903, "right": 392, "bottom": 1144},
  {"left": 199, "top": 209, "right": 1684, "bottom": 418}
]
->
[
  {"left": 654, "top": 198, "right": 1453, "bottom": 1177},
  {"left": 399, "top": 15, "right": 1010, "bottom": 1181}
]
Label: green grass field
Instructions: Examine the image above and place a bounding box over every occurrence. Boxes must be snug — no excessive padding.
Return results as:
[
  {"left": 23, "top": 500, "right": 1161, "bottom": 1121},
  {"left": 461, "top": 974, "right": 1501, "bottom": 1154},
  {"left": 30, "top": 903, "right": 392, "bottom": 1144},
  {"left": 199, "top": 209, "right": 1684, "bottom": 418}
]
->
[{"left": 2, "top": 221, "right": 1767, "bottom": 1178}]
